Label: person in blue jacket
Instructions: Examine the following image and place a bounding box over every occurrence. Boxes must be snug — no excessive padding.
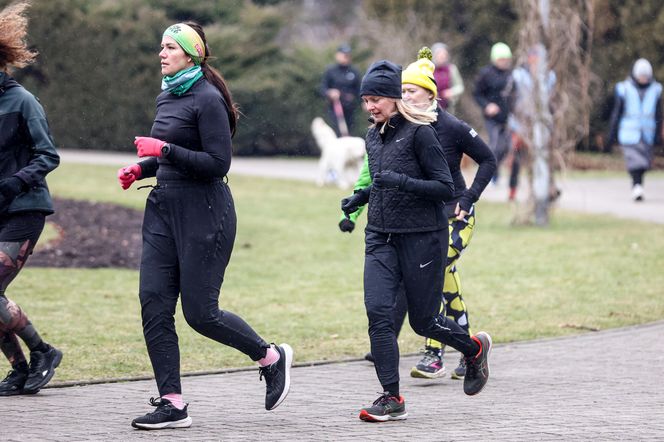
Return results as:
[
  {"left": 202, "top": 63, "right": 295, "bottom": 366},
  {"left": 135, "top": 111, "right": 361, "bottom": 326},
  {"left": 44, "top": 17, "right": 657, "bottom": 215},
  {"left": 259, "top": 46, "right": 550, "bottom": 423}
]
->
[
  {"left": 608, "top": 58, "right": 662, "bottom": 202},
  {"left": 0, "top": 1, "right": 63, "bottom": 397}
]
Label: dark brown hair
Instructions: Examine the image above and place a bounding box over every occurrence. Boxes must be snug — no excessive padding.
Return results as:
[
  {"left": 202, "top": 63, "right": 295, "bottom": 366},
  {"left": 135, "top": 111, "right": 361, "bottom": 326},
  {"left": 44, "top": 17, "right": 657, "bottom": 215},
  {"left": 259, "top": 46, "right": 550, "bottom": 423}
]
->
[
  {"left": 0, "top": 1, "right": 37, "bottom": 71},
  {"left": 184, "top": 21, "right": 239, "bottom": 137}
]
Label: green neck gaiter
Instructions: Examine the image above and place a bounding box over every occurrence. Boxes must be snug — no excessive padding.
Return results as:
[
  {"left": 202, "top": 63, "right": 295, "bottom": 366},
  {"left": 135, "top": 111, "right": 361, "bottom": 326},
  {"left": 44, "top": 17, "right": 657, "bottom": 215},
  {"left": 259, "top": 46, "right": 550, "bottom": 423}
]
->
[{"left": 161, "top": 66, "right": 203, "bottom": 96}]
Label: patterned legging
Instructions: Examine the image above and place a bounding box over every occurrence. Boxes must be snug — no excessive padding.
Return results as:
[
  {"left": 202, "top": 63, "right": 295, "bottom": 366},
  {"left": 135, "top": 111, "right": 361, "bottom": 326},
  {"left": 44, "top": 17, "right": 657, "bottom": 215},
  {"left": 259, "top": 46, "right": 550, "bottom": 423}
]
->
[
  {"left": 0, "top": 239, "right": 42, "bottom": 366},
  {"left": 424, "top": 208, "right": 476, "bottom": 349}
]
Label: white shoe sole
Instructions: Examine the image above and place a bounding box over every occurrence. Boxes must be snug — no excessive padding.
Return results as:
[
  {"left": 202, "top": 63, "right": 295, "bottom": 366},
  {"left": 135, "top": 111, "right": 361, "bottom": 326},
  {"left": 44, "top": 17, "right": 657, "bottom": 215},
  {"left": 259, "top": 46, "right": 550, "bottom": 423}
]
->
[
  {"left": 132, "top": 416, "right": 192, "bottom": 430},
  {"left": 268, "top": 343, "right": 293, "bottom": 410},
  {"left": 410, "top": 366, "right": 447, "bottom": 379},
  {"left": 359, "top": 411, "right": 409, "bottom": 422}
]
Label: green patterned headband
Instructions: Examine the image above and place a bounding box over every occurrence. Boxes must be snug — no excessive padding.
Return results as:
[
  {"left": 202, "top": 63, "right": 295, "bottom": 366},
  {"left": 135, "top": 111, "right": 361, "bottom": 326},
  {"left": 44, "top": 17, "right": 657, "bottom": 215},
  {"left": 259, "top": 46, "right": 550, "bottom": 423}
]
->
[{"left": 163, "top": 23, "right": 206, "bottom": 65}]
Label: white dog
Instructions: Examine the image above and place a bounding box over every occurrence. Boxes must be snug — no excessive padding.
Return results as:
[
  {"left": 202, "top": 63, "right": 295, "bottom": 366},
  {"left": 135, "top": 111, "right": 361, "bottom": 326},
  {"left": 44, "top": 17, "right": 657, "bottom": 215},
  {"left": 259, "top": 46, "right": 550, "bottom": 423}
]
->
[{"left": 311, "top": 117, "right": 365, "bottom": 189}]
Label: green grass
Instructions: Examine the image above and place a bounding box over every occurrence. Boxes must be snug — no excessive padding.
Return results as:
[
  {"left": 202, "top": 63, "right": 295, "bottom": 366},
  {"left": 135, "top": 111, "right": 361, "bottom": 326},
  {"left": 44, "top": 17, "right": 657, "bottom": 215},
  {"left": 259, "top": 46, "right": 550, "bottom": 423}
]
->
[{"left": 8, "top": 163, "right": 664, "bottom": 383}]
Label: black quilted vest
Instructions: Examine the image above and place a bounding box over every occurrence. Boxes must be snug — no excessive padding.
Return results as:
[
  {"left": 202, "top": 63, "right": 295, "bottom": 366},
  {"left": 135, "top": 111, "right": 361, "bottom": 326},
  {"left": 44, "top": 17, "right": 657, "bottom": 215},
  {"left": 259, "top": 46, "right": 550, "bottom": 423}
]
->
[{"left": 366, "top": 114, "right": 447, "bottom": 233}]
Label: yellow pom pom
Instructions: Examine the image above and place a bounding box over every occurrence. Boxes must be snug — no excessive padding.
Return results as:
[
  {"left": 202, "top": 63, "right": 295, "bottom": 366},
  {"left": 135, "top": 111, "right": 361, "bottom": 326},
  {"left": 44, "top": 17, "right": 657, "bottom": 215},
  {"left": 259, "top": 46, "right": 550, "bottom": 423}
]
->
[{"left": 418, "top": 46, "right": 433, "bottom": 61}]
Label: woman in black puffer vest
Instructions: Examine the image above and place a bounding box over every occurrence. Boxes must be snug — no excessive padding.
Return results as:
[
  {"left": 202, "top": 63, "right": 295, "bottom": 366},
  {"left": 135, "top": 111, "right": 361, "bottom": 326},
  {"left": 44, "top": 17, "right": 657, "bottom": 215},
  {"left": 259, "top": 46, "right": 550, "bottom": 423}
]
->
[{"left": 341, "top": 60, "right": 492, "bottom": 423}]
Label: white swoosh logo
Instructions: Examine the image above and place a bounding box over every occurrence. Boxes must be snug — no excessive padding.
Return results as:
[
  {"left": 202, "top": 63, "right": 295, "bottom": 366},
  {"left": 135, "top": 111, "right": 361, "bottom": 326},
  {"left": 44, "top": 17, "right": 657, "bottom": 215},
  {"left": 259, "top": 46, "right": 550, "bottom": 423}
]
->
[
  {"left": 419, "top": 260, "right": 433, "bottom": 268},
  {"left": 396, "top": 138, "right": 405, "bottom": 142}
]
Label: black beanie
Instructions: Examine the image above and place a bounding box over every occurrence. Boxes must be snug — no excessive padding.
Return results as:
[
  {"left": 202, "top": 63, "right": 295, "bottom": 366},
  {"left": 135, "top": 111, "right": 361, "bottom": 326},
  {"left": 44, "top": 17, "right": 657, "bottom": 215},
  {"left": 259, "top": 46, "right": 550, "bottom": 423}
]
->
[{"left": 360, "top": 60, "right": 403, "bottom": 98}]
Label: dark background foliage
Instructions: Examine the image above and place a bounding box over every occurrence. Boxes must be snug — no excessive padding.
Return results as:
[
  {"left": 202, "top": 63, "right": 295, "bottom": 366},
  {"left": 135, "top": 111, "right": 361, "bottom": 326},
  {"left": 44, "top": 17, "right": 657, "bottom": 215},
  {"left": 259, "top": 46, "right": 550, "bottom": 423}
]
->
[{"left": 5, "top": 0, "right": 664, "bottom": 156}]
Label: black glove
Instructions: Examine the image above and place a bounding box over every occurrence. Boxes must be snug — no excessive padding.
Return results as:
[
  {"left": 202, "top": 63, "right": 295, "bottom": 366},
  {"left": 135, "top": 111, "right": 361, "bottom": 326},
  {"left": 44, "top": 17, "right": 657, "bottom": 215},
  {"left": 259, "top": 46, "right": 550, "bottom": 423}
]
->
[
  {"left": 341, "top": 190, "right": 368, "bottom": 216},
  {"left": 0, "top": 177, "right": 25, "bottom": 200},
  {"left": 373, "top": 170, "right": 407, "bottom": 190},
  {"left": 338, "top": 218, "right": 355, "bottom": 233}
]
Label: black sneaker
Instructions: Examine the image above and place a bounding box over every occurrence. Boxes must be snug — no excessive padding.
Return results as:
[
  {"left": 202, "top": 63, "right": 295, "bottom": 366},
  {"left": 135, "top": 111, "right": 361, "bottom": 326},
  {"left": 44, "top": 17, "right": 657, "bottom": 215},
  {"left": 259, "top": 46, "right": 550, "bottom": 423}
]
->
[
  {"left": 359, "top": 392, "right": 408, "bottom": 422},
  {"left": 23, "top": 346, "right": 63, "bottom": 393},
  {"left": 410, "top": 347, "right": 446, "bottom": 379},
  {"left": 259, "top": 343, "right": 293, "bottom": 410},
  {"left": 451, "top": 355, "right": 466, "bottom": 380},
  {"left": 0, "top": 369, "right": 29, "bottom": 396},
  {"left": 463, "top": 332, "right": 492, "bottom": 395},
  {"left": 364, "top": 352, "right": 375, "bottom": 363},
  {"left": 131, "top": 397, "right": 192, "bottom": 430}
]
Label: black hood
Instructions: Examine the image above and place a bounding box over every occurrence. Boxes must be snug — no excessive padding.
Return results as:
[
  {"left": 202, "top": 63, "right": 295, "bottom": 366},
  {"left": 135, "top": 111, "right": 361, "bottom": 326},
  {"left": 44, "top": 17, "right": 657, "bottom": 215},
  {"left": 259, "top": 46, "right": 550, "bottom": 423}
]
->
[{"left": 0, "top": 72, "right": 20, "bottom": 95}]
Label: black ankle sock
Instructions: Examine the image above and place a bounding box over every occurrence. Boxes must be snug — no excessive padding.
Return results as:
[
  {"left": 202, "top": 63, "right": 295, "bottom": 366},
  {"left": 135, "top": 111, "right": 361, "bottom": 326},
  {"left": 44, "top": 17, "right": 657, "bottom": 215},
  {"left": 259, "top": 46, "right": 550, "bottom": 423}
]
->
[
  {"left": 383, "top": 382, "right": 399, "bottom": 398},
  {"left": 12, "top": 361, "right": 29, "bottom": 373},
  {"left": 30, "top": 341, "right": 50, "bottom": 353}
]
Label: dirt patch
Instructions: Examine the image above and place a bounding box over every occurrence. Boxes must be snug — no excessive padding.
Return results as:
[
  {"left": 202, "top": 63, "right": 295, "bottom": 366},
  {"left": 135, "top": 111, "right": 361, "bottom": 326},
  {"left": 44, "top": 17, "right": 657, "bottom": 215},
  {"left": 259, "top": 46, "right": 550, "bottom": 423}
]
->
[{"left": 30, "top": 198, "right": 143, "bottom": 269}]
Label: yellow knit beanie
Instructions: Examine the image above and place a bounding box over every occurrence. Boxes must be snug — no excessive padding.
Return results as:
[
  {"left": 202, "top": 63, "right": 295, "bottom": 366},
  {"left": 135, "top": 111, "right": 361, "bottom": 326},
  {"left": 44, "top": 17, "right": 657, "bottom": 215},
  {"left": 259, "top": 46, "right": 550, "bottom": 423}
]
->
[{"left": 402, "top": 47, "right": 438, "bottom": 99}]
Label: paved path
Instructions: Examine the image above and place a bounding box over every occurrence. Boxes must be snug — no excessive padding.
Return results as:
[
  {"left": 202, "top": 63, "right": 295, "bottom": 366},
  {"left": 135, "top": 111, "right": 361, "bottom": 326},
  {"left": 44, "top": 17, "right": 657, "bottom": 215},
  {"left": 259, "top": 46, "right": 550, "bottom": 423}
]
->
[
  {"left": 8, "top": 150, "right": 659, "bottom": 440},
  {"left": 7, "top": 321, "right": 664, "bottom": 441}
]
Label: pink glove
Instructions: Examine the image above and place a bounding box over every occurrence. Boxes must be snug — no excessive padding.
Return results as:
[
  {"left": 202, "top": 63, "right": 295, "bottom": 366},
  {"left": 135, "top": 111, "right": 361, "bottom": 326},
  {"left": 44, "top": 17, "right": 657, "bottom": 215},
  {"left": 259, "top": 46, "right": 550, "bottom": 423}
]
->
[
  {"left": 134, "top": 136, "right": 166, "bottom": 157},
  {"left": 117, "top": 164, "right": 142, "bottom": 190}
]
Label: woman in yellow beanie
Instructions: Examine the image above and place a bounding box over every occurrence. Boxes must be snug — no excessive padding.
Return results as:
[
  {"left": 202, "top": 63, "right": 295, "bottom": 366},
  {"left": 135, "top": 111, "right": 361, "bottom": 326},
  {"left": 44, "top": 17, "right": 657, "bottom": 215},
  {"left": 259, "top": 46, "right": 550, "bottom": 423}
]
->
[{"left": 400, "top": 48, "right": 497, "bottom": 381}]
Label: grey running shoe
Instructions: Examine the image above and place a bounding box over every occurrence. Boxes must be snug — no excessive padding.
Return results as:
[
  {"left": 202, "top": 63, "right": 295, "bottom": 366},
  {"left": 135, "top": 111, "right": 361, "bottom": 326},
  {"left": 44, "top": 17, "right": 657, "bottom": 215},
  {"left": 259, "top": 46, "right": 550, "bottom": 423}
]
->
[
  {"left": 131, "top": 398, "right": 192, "bottom": 430},
  {"left": 23, "top": 346, "right": 63, "bottom": 393},
  {"left": 451, "top": 355, "right": 466, "bottom": 380},
  {"left": 463, "top": 332, "right": 492, "bottom": 395},
  {"left": 0, "top": 369, "right": 29, "bottom": 396},
  {"left": 410, "top": 347, "right": 446, "bottom": 379},
  {"left": 359, "top": 392, "right": 408, "bottom": 422},
  {"left": 259, "top": 343, "right": 293, "bottom": 410}
]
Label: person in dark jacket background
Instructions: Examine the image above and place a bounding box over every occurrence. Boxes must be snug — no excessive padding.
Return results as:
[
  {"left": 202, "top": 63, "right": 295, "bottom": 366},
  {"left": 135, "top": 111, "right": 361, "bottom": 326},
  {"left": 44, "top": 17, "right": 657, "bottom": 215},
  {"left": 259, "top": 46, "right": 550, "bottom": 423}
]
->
[
  {"left": 319, "top": 44, "right": 362, "bottom": 136},
  {"left": 118, "top": 21, "right": 292, "bottom": 430},
  {"left": 0, "top": 0, "right": 63, "bottom": 397},
  {"left": 473, "top": 42, "right": 515, "bottom": 186},
  {"left": 341, "top": 59, "right": 492, "bottom": 423},
  {"left": 608, "top": 58, "right": 662, "bottom": 202}
]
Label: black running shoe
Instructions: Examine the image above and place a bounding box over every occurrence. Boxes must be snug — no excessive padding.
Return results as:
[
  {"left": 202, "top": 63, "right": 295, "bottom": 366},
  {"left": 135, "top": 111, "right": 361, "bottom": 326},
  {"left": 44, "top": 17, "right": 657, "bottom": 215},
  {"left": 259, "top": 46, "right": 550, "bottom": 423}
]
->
[
  {"left": 463, "top": 332, "right": 492, "bottom": 395},
  {"left": 410, "top": 347, "right": 446, "bottom": 379},
  {"left": 132, "top": 398, "right": 192, "bottom": 430},
  {"left": 259, "top": 343, "right": 293, "bottom": 410},
  {"left": 359, "top": 392, "right": 408, "bottom": 422},
  {"left": 23, "top": 346, "right": 63, "bottom": 393},
  {"left": 451, "top": 355, "right": 466, "bottom": 380},
  {"left": 0, "top": 369, "right": 29, "bottom": 396},
  {"left": 364, "top": 352, "right": 375, "bottom": 363}
]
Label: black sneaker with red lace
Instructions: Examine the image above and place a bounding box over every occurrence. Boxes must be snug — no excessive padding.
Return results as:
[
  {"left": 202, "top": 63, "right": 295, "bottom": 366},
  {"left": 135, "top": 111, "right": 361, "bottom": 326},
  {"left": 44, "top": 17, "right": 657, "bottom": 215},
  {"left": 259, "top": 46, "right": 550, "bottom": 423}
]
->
[
  {"left": 359, "top": 392, "right": 408, "bottom": 422},
  {"left": 463, "top": 331, "right": 492, "bottom": 395}
]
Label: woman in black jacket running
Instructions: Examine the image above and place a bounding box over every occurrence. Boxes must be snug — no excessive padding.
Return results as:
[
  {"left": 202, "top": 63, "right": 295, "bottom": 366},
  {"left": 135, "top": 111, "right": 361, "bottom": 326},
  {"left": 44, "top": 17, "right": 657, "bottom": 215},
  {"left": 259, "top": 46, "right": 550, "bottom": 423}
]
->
[
  {"left": 118, "top": 22, "right": 292, "bottom": 430},
  {"left": 0, "top": 1, "right": 62, "bottom": 397},
  {"left": 341, "top": 60, "right": 492, "bottom": 422}
]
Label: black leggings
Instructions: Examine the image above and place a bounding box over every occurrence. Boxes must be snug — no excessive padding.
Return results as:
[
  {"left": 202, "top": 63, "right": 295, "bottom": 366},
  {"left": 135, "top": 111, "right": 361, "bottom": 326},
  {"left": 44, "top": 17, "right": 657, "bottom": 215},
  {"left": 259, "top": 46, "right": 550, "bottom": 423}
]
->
[
  {"left": 139, "top": 181, "right": 269, "bottom": 396},
  {"left": 630, "top": 168, "right": 646, "bottom": 186},
  {"left": 0, "top": 212, "right": 45, "bottom": 367},
  {"left": 363, "top": 230, "right": 478, "bottom": 388}
]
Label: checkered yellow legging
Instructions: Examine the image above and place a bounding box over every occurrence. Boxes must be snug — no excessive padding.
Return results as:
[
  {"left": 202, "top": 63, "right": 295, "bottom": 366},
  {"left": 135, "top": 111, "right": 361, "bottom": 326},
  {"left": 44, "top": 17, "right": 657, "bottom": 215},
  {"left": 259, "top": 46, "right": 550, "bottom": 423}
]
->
[{"left": 425, "top": 208, "right": 475, "bottom": 349}]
